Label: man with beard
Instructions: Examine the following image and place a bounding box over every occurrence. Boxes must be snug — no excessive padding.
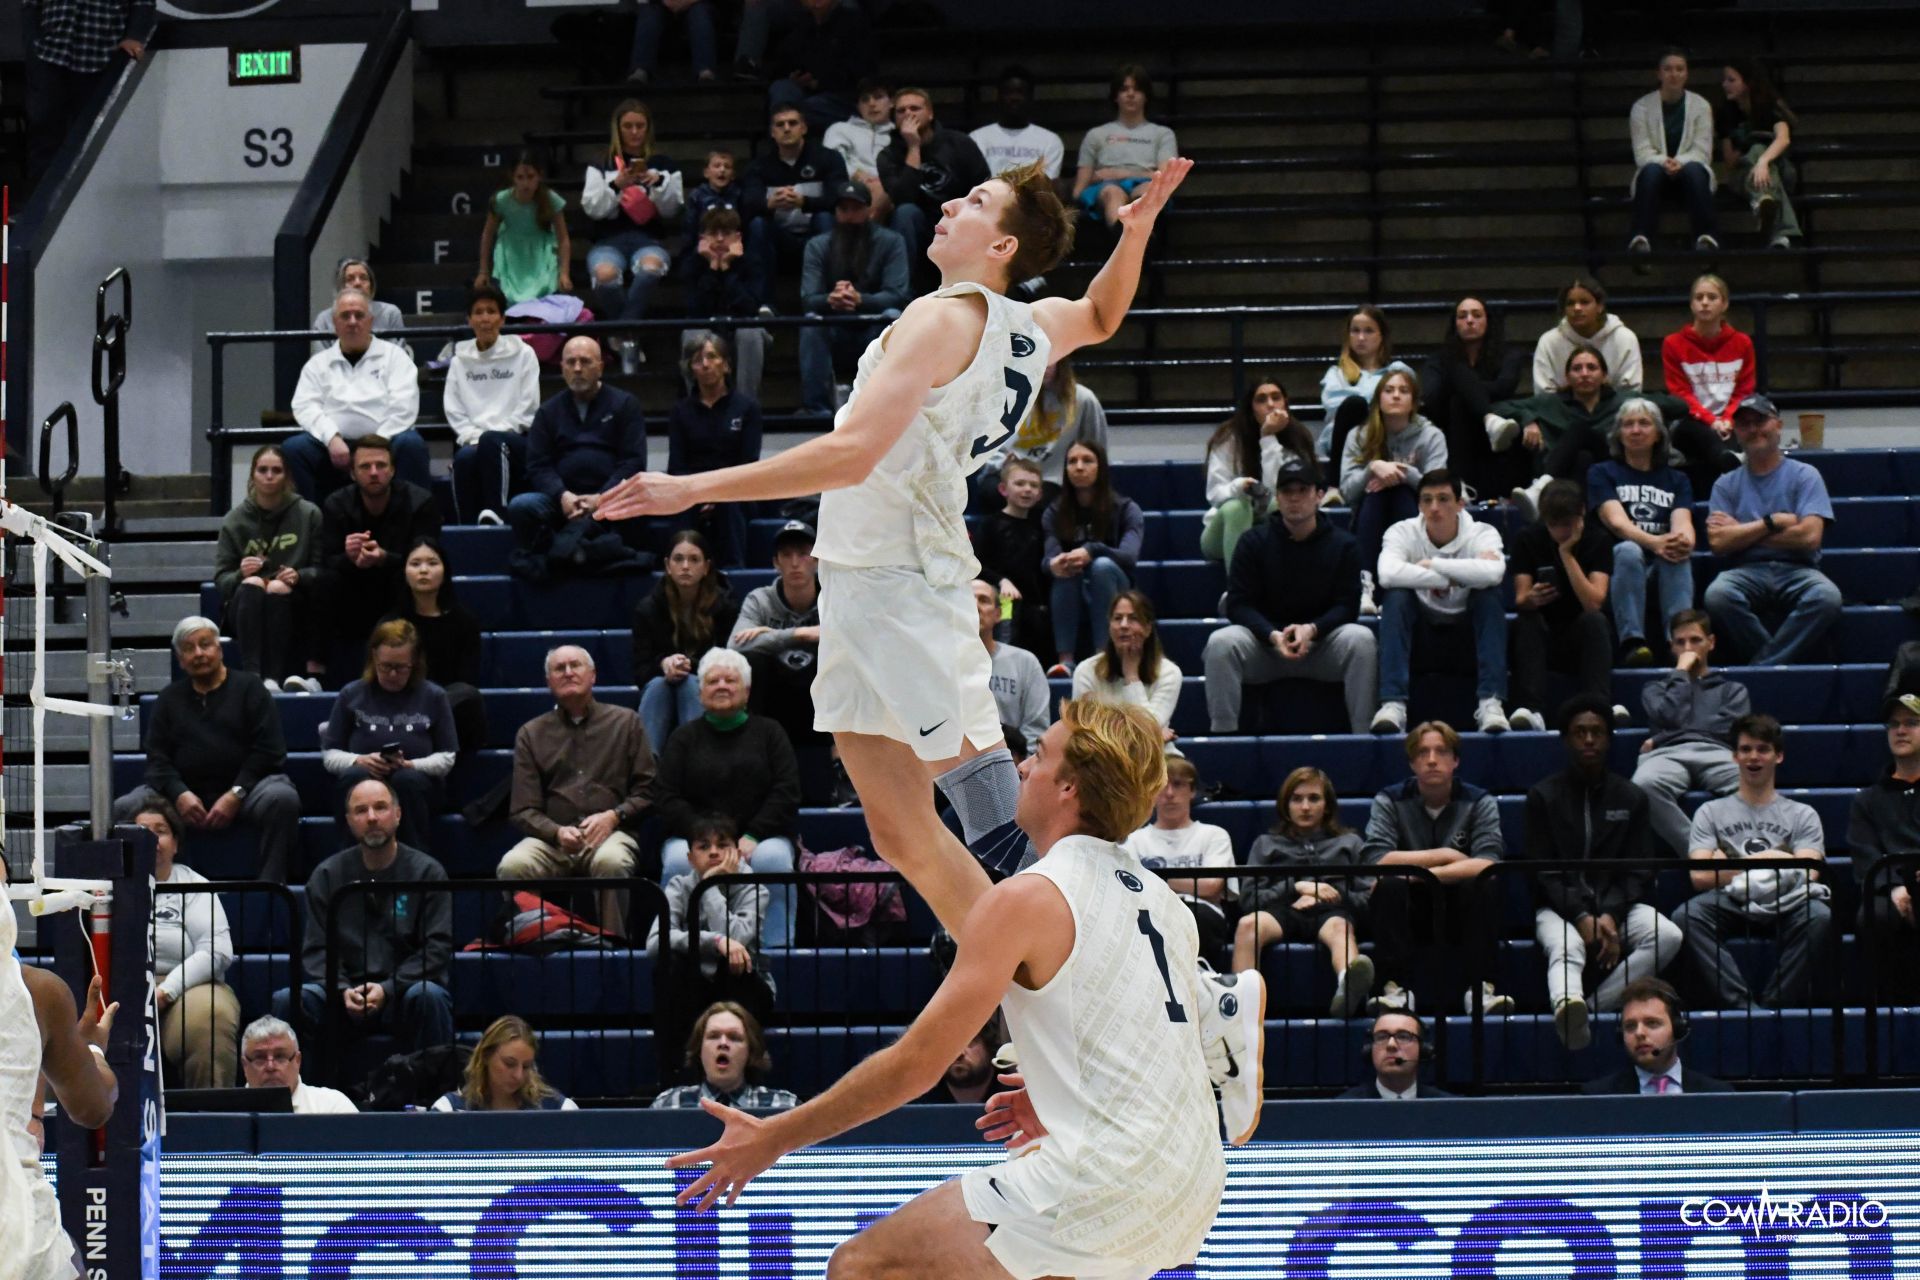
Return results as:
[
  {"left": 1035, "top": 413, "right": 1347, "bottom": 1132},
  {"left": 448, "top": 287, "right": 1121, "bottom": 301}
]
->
[
  {"left": 1338, "top": 1011, "right": 1452, "bottom": 1099},
  {"left": 799, "top": 181, "right": 910, "bottom": 413},
  {"left": 317, "top": 434, "right": 441, "bottom": 677},
  {"left": 915, "top": 1015, "right": 1004, "bottom": 1104}
]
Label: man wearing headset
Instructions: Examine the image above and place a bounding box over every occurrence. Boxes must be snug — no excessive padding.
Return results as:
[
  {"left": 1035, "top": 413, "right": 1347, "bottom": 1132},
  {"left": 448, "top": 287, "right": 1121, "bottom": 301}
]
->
[
  {"left": 1582, "top": 976, "right": 1732, "bottom": 1094},
  {"left": 1338, "top": 1010, "right": 1454, "bottom": 1099}
]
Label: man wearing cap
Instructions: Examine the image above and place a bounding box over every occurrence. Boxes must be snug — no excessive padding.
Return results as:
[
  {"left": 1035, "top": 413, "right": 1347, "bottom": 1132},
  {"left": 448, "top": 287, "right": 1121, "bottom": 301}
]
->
[
  {"left": 113, "top": 615, "right": 302, "bottom": 882},
  {"left": 798, "top": 178, "right": 910, "bottom": 413},
  {"left": 731, "top": 520, "right": 828, "bottom": 756},
  {"left": 1701, "top": 394, "right": 1842, "bottom": 664},
  {"left": 1202, "top": 456, "right": 1378, "bottom": 734},
  {"left": 1853, "top": 685, "right": 1920, "bottom": 1001}
]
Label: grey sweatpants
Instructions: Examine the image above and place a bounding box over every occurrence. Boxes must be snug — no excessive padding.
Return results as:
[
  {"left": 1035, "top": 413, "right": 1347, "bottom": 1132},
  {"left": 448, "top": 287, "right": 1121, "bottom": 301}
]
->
[
  {"left": 1203, "top": 622, "right": 1378, "bottom": 734},
  {"left": 1632, "top": 741, "right": 1740, "bottom": 856}
]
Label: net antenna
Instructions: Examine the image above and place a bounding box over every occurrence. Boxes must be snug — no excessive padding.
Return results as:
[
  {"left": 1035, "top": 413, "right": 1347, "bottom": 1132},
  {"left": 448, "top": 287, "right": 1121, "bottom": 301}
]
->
[{"left": 0, "top": 499, "right": 119, "bottom": 914}]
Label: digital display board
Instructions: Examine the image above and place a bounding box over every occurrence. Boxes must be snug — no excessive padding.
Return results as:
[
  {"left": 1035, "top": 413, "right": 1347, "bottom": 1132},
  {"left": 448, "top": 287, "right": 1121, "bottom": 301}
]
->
[{"left": 92, "top": 1131, "right": 1919, "bottom": 1277}]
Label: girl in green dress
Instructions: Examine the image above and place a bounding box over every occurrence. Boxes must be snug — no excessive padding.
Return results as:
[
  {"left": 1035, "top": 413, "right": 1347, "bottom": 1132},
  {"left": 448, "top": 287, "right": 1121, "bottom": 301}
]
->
[{"left": 476, "top": 150, "right": 573, "bottom": 303}]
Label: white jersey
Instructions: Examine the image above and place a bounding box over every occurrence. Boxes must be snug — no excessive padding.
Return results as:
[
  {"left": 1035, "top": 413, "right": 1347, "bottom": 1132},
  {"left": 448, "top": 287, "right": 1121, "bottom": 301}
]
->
[
  {"left": 996, "top": 835, "right": 1225, "bottom": 1267},
  {"left": 2, "top": 902, "right": 76, "bottom": 1280},
  {"left": 813, "top": 282, "right": 1051, "bottom": 588}
]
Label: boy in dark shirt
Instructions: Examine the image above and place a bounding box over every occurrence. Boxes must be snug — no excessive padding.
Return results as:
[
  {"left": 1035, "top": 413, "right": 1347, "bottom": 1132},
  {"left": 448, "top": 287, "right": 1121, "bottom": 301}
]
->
[
  {"left": 971, "top": 457, "right": 1050, "bottom": 657},
  {"left": 1508, "top": 479, "right": 1619, "bottom": 731}
]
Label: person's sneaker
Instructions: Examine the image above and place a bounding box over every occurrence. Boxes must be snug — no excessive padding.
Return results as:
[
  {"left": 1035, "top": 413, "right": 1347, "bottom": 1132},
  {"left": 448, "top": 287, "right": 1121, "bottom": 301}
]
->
[
  {"left": 1508, "top": 706, "right": 1542, "bottom": 731},
  {"left": 1768, "top": 234, "right": 1792, "bottom": 250},
  {"left": 1510, "top": 473, "right": 1550, "bottom": 525},
  {"left": 1196, "top": 966, "right": 1265, "bottom": 1146},
  {"left": 1627, "top": 235, "right": 1651, "bottom": 253},
  {"left": 1330, "top": 953, "right": 1375, "bottom": 1018},
  {"left": 262, "top": 678, "right": 281, "bottom": 693},
  {"left": 1757, "top": 194, "right": 1780, "bottom": 242},
  {"left": 1475, "top": 698, "right": 1510, "bottom": 734},
  {"left": 731, "top": 56, "right": 761, "bottom": 81},
  {"left": 625, "top": 68, "right": 649, "bottom": 85},
  {"left": 1366, "top": 980, "right": 1415, "bottom": 1015},
  {"left": 476, "top": 508, "right": 505, "bottom": 527},
  {"left": 1046, "top": 662, "right": 1071, "bottom": 678},
  {"left": 282, "top": 675, "right": 323, "bottom": 694},
  {"left": 1695, "top": 234, "right": 1720, "bottom": 252},
  {"left": 1619, "top": 639, "right": 1655, "bottom": 667},
  {"left": 1466, "top": 982, "right": 1517, "bottom": 1015},
  {"left": 756, "top": 304, "right": 777, "bottom": 320},
  {"left": 1486, "top": 414, "right": 1521, "bottom": 453},
  {"left": 619, "top": 341, "right": 643, "bottom": 376},
  {"left": 1612, "top": 703, "right": 1633, "bottom": 727},
  {"left": 1554, "top": 996, "right": 1592, "bottom": 1050},
  {"left": 1371, "top": 700, "right": 1408, "bottom": 736},
  {"left": 1359, "top": 569, "right": 1379, "bottom": 617}
]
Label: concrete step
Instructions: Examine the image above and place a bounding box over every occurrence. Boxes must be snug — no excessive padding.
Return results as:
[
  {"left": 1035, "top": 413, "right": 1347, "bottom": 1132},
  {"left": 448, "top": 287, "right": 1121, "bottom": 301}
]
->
[{"left": 16, "top": 541, "right": 212, "bottom": 590}]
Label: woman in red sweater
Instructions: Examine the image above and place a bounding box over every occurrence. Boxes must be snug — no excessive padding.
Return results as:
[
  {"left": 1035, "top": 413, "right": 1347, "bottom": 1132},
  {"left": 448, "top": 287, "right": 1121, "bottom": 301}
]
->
[{"left": 1661, "top": 273, "right": 1755, "bottom": 441}]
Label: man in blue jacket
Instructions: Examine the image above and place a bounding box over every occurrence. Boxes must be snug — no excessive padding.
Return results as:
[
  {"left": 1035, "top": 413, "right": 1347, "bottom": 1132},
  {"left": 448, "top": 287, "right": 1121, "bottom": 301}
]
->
[
  {"left": 1361, "top": 720, "right": 1518, "bottom": 1017},
  {"left": 1202, "top": 456, "right": 1377, "bottom": 734},
  {"left": 507, "top": 336, "right": 649, "bottom": 549}
]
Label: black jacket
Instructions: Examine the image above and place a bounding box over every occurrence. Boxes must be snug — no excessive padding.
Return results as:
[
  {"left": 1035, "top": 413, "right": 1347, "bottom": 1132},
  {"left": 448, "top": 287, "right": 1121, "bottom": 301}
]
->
[
  {"left": 143, "top": 669, "right": 286, "bottom": 803},
  {"left": 1848, "top": 765, "right": 1920, "bottom": 895},
  {"left": 973, "top": 508, "right": 1047, "bottom": 602},
  {"left": 1524, "top": 767, "right": 1656, "bottom": 921},
  {"left": 878, "top": 126, "right": 991, "bottom": 211},
  {"left": 1582, "top": 1063, "right": 1733, "bottom": 1094},
  {"left": 631, "top": 577, "right": 741, "bottom": 679},
  {"left": 682, "top": 251, "right": 767, "bottom": 318},
  {"left": 320, "top": 481, "right": 443, "bottom": 584},
  {"left": 667, "top": 391, "right": 764, "bottom": 478},
  {"left": 1224, "top": 512, "right": 1361, "bottom": 644},
  {"left": 300, "top": 842, "right": 451, "bottom": 999},
  {"left": 741, "top": 142, "right": 849, "bottom": 221},
  {"left": 651, "top": 714, "right": 801, "bottom": 842},
  {"left": 526, "top": 384, "right": 648, "bottom": 499},
  {"left": 1337, "top": 1080, "right": 1456, "bottom": 1099}
]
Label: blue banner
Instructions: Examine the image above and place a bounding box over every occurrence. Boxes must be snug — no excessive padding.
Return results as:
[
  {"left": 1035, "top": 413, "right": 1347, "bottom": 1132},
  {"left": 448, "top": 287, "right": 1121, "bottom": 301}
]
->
[{"left": 130, "top": 1131, "right": 1919, "bottom": 1277}]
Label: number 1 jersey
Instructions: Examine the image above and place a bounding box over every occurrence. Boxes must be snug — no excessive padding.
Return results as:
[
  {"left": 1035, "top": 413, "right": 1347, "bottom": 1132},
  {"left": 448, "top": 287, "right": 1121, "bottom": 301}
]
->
[
  {"left": 813, "top": 282, "right": 1048, "bottom": 588},
  {"left": 995, "top": 835, "right": 1227, "bottom": 1265}
]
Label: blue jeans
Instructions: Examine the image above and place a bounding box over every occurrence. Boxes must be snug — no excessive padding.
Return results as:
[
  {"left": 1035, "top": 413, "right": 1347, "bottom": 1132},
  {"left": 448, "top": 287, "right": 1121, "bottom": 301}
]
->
[
  {"left": 628, "top": 0, "right": 717, "bottom": 76},
  {"left": 586, "top": 227, "right": 671, "bottom": 323},
  {"left": 799, "top": 316, "right": 887, "bottom": 411},
  {"left": 1050, "top": 556, "right": 1130, "bottom": 659},
  {"left": 450, "top": 430, "right": 527, "bottom": 523},
  {"left": 1629, "top": 161, "right": 1717, "bottom": 242},
  {"left": 1703, "top": 560, "right": 1842, "bottom": 665},
  {"left": 1610, "top": 539, "right": 1697, "bottom": 643},
  {"left": 282, "top": 429, "right": 431, "bottom": 503},
  {"left": 640, "top": 674, "right": 704, "bottom": 755},
  {"left": 660, "top": 835, "right": 797, "bottom": 946},
  {"left": 1378, "top": 587, "right": 1508, "bottom": 704},
  {"left": 271, "top": 980, "right": 454, "bottom": 1056}
]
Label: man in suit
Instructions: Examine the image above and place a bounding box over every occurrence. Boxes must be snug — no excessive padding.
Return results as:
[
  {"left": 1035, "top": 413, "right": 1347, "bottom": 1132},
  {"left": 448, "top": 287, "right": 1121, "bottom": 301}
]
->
[
  {"left": 1337, "top": 1011, "right": 1455, "bottom": 1100},
  {"left": 1582, "top": 977, "right": 1733, "bottom": 1094}
]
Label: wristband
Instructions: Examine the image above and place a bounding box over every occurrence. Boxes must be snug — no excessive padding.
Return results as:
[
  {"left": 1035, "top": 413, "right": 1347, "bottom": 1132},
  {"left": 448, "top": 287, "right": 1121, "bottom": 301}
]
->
[{"left": 1762, "top": 514, "right": 1779, "bottom": 534}]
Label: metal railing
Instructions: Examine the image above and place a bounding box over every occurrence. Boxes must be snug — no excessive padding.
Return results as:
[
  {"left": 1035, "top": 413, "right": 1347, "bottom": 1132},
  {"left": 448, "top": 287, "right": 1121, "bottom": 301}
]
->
[{"left": 146, "top": 881, "right": 301, "bottom": 1092}]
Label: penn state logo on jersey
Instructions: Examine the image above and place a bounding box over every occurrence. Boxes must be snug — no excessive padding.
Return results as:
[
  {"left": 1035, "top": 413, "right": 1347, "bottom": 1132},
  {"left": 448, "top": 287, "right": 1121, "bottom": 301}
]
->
[
  {"left": 1114, "top": 868, "right": 1144, "bottom": 893},
  {"left": 1011, "top": 333, "right": 1038, "bottom": 360}
]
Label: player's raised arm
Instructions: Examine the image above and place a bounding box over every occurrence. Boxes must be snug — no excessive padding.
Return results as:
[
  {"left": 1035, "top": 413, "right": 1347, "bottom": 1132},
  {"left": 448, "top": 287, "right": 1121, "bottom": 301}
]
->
[
  {"left": 594, "top": 294, "right": 983, "bottom": 523},
  {"left": 1033, "top": 157, "right": 1192, "bottom": 363},
  {"left": 665, "top": 872, "right": 1068, "bottom": 1211}
]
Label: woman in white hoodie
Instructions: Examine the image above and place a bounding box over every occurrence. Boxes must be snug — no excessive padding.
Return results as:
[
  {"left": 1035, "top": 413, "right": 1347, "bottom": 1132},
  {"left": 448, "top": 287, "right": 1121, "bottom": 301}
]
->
[
  {"left": 140, "top": 800, "right": 240, "bottom": 1089},
  {"left": 1532, "top": 275, "right": 1643, "bottom": 394},
  {"left": 1339, "top": 369, "right": 1448, "bottom": 613},
  {"left": 446, "top": 285, "right": 541, "bottom": 524}
]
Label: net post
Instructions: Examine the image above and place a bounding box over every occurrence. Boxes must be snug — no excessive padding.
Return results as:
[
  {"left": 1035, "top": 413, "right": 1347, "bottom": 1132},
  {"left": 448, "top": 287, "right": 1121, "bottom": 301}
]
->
[{"left": 85, "top": 570, "right": 111, "bottom": 838}]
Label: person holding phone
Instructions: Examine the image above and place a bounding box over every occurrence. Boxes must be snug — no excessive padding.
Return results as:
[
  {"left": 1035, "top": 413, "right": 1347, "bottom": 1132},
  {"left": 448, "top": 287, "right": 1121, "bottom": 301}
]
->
[
  {"left": 321, "top": 619, "right": 458, "bottom": 855},
  {"left": 1506, "top": 479, "right": 1619, "bottom": 733}
]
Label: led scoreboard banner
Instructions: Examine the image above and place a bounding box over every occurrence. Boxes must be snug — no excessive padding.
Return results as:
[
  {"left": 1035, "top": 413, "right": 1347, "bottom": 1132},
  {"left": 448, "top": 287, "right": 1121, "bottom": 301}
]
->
[{"left": 77, "top": 1129, "right": 1916, "bottom": 1277}]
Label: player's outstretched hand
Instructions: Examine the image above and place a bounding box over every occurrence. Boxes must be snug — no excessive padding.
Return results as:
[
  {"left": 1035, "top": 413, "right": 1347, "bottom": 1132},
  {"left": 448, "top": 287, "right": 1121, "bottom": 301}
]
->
[
  {"left": 593, "top": 471, "right": 693, "bottom": 523},
  {"left": 977, "top": 1072, "right": 1049, "bottom": 1148},
  {"left": 664, "top": 1097, "right": 785, "bottom": 1211},
  {"left": 1115, "top": 157, "right": 1194, "bottom": 233}
]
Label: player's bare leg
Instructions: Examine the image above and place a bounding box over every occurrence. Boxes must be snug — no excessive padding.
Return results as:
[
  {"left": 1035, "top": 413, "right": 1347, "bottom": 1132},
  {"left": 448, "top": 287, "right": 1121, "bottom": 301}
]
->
[
  {"left": 834, "top": 731, "right": 1005, "bottom": 934},
  {"left": 826, "top": 1179, "right": 1048, "bottom": 1280}
]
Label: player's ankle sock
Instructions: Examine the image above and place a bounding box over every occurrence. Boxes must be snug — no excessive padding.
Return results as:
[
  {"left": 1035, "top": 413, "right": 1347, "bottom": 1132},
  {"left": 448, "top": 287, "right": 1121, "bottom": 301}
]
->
[{"left": 933, "top": 748, "right": 1031, "bottom": 878}]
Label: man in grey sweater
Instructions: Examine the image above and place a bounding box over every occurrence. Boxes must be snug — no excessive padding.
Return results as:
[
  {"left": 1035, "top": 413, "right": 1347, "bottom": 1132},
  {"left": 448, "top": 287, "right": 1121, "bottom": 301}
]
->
[
  {"left": 973, "top": 579, "right": 1050, "bottom": 754},
  {"left": 271, "top": 778, "right": 453, "bottom": 1062},
  {"left": 1631, "top": 609, "right": 1750, "bottom": 855}
]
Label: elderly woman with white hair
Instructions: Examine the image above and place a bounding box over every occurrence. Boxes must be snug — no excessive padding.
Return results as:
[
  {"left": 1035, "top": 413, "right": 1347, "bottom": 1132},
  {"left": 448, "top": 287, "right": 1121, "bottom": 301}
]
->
[
  {"left": 1587, "top": 398, "right": 1700, "bottom": 665},
  {"left": 111, "top": 615, "right": 303, "bottom": 882},
  {"left": 650, "top": 647, "right": 801, "bottom": 945}
]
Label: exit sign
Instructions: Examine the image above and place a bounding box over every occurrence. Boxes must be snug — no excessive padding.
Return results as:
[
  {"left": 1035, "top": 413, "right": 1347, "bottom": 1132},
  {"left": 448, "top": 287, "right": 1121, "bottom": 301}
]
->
[{"left": 228, "top": 46, "right": 301, "bottom": 86}]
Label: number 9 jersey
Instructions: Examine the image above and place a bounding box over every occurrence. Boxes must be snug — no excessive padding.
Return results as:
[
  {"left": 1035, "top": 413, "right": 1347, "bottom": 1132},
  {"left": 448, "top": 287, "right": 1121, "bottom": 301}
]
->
[{"left": 813, "top": 282, "right": 1047, "bottom": 590}]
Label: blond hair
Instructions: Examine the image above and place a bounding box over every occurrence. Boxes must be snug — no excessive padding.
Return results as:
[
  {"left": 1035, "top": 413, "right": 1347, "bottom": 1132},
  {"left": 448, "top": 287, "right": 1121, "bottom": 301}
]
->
[
  {"left": 1056, "top": 699, "right": 1168, "bottom": 842},
  {"left": 461, "top": 1015, "right": 557, "bottom": 1110},
  {"left": 1352, "top": 368, "right": 1422, "bottom": 466}
]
